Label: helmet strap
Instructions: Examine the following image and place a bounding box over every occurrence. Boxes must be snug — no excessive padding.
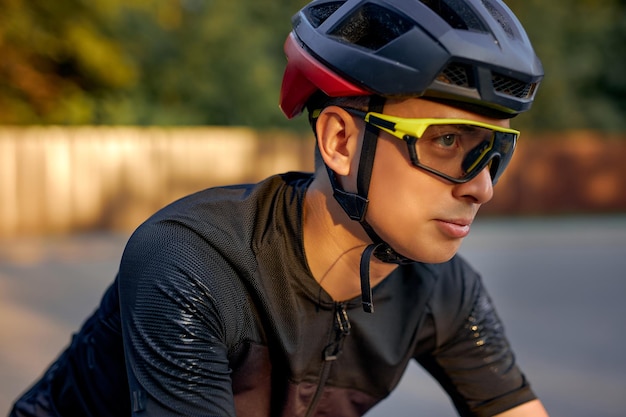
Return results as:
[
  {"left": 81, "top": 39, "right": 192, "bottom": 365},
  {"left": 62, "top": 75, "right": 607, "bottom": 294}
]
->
[
  {"left": 355, "top": 95, "right": 386, "bottom": 204},
  {"left": 324, "top": 96, "right": 414, "bottom": 313}
]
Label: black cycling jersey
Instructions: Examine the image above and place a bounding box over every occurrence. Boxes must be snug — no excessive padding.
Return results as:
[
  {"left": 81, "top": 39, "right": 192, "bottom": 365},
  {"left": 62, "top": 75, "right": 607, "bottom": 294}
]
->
[{"left": 10, "top": 172, "right": 536, "bottom": 417}]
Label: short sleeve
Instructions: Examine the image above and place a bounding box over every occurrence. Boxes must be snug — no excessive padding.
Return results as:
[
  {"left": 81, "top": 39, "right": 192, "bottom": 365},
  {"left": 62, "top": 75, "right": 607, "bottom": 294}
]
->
[{"left": 415, "top": 257, "right": 537, "bottom": 416}]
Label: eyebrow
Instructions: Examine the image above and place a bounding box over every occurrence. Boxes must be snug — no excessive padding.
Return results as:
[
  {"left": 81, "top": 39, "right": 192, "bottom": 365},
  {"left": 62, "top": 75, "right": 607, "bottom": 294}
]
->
[
  {"left": 451, "top": 124, "right": 483, "bottom": 132},
  {"left": 421, "top": 123, "right": 481, "bottom": 134}
]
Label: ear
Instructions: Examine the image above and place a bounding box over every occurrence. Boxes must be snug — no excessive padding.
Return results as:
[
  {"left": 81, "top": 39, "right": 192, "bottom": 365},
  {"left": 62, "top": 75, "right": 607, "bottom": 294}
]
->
[{"left": 315, "top": 106, "right": 362, "bottom": 177}]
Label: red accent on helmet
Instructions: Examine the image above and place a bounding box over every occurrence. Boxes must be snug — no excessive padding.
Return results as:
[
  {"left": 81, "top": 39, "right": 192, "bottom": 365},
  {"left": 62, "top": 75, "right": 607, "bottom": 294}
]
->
[{"left": 279, "top": 33, "right": 370, "bottom": 119}]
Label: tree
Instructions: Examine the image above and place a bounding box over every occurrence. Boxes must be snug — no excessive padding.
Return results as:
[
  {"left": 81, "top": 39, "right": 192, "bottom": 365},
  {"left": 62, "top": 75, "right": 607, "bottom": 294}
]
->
[
  {"left": 0, "top": 0, "right": 138, "bottom": 124},
  {"left": 1, "top": 0, "right": 624, "bottom": 132},
  {"left": 507, "top": 0, "right": 626, "bottom": 132}
]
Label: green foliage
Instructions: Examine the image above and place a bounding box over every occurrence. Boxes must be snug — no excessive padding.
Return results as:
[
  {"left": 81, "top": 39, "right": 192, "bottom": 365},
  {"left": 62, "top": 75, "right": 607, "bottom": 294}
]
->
[
  {"left": 507, "top": 0, "right": 626, "bottom": 132},
  {"left": 0, "top": 0, "right": 624, "bottom": 132},
  {"left": 0, "top": 0, "right": 139, "bottom": 124},
  {"left": 101, "top": 0, "right": 307, "bottom": 129}
]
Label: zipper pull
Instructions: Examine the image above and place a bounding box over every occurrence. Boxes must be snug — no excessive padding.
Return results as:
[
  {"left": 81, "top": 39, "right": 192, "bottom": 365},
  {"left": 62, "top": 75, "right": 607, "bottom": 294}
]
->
[
  {"left": 335, "top": 303, "right": 351, "bottom": 336},
  {"left": 323, "top": 303, "right": 351, "bottom": 361}
]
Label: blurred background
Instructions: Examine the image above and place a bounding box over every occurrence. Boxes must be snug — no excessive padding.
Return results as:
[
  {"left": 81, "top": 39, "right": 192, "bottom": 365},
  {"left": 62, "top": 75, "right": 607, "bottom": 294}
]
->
[{"left": 1, "top": 0, "right": 625, "bottom": 416}]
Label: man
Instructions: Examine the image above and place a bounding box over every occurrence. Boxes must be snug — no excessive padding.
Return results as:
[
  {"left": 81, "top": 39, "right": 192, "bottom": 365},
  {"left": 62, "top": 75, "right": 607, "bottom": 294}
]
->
[{"left": 11, "top": 0, "right": 548, "bottom": 416}]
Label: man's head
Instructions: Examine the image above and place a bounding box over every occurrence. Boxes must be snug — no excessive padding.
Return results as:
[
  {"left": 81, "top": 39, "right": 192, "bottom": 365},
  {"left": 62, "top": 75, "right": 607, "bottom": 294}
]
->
[{"left": 279, "top": 0, "right": 543, "bottom": 310}]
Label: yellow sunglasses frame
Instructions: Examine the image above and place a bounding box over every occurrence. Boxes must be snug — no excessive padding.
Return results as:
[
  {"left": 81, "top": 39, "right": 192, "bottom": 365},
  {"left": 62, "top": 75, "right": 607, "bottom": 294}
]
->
[
  {"left": 359, "top": 110, "right": 520, "bottom": 141},
  {"left": 340, "top": 107, "right": 520, "bottom": 183}
]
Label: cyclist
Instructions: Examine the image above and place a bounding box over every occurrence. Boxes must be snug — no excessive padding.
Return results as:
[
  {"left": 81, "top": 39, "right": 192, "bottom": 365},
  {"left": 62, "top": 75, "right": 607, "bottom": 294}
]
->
[{"left": 11, "top": 0, "right": 548, "bottom": 416}]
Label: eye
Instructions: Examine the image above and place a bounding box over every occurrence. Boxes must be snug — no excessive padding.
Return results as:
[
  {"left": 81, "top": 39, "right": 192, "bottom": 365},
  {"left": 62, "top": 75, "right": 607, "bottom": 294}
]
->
[{"left": 435, "top": 134, "right": 459, "bottom": 148}]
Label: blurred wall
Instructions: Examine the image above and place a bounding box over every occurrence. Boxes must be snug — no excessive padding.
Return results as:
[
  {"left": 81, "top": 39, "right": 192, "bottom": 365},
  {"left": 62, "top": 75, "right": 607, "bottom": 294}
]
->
[
  {"left": 0, "top": 128, "right": 625, "bottom": 237},
  {"left": 0, "top": 127, "right": 314, "bottom": 237},
  {"left": 483, "top": 131, "right": 626, "bottom": 216}
]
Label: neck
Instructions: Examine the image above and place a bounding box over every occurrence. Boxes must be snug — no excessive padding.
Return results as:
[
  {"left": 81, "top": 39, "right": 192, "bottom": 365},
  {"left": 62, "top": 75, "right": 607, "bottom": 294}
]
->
[{"left": 303, "top": 171, "right": 397, "bottom": 302}]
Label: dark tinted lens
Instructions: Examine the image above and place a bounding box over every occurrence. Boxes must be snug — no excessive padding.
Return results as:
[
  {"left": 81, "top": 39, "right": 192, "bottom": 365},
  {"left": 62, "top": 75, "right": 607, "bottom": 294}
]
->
[{"left": 489, "top": 132, "right": 517, "bottom": 183}]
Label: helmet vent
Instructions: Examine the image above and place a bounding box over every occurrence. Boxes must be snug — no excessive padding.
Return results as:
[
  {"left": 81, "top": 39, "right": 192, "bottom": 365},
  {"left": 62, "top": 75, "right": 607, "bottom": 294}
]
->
[
  {"left": 437, "top": 63, "right": 475, "bottom": 88},
  {"left": 419, "top": 0, "right": 487, "bottom": 32},
  {"left": 306, "top": 1, "right": 345, "bottom": 28},
  {"left": 492, "top": 72, "right": 538, "bottom": 99},
  {"left": 329, "top": 4, "right": 414, "bottom": 50},
  {"left": 480, "top": 0, "right": 520, "bottom": 40}
]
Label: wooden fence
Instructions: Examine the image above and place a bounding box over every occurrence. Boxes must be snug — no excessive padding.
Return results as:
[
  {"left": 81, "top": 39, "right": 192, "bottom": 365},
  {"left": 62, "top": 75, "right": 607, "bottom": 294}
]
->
[
  {"left": 0, "top": 127, "right": 314, "bottom": 237},
  {"left": 0, "top": 127, "right": 624, "bottom": 237}
]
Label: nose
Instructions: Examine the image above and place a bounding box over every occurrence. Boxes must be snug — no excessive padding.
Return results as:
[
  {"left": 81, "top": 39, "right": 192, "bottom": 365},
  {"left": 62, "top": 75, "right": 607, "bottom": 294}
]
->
[{"left": 453, "top": 166, "right": 494, "bottom": 204}]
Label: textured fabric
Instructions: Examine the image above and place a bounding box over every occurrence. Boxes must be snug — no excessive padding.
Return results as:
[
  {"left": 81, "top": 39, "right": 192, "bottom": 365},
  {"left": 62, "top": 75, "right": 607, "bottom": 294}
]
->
[
  {"left": 10, "top": 284, "right": 130, "bottom": 417},
  {"left": 10, "top": 172, "right": 536, "bottom": 417}
]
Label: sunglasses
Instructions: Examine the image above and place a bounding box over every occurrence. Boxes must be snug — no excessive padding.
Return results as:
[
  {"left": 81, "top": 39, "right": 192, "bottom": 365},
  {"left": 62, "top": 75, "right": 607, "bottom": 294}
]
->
[{"left": 341, "top": 107, "right": 519, "bottom": 184}]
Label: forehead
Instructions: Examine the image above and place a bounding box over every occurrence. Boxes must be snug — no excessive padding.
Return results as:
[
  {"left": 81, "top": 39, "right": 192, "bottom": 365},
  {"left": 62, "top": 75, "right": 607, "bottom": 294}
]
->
[{"left": 384, "top": 97, "right": 511, "bottom": 128}]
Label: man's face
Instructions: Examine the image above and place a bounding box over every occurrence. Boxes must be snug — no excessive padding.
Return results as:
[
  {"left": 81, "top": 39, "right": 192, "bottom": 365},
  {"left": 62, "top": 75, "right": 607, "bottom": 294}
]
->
[{"left": 365, "top": 98, "right": 511, "bottom": 263}]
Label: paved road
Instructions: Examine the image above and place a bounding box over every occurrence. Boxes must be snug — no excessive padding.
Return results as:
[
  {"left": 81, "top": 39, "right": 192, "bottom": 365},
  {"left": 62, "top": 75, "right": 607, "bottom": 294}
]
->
[{"left": 2, "top": 216, "right": 625, "bottom": 416}]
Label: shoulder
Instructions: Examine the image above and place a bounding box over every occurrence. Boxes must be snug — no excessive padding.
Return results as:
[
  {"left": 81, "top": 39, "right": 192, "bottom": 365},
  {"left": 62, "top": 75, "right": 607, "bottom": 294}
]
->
[
  {"left": 393, "top": 255, "right": 481, "bottom": 314},
  {"left": 145, "top": 172, "right": 311, "bottom": 233},
  {"left": 118, "top": 173, "right": 312, "bottom": 335},
  {"left": 126, "top": 171, "right": 312, "bottom": 258},
  {"left": 429, "top": 254, "right": 481, "bottom": 301},
  {"left": 409, "top": 254, "right": 481, "bottom": 307},
  {"left": 120, "top": 172, "right": 312, "bottom": 281},
  {"left": 151, "top": 172, "right": 310, "bottom": 222},
  {"left": 412, "top": 255, "right": 487, "bottom": 347}
]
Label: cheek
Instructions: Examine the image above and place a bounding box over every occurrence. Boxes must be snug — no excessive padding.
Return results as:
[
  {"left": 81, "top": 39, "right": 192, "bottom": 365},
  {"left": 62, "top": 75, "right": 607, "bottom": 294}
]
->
[
  {"left": 368, "top": 137, "right": 415, "bottom": 207},
  {"left": 367, "top": 139, "right": 427, "bottom": 235},
  {"left": 366, "top": 138, "right": 461, "bottom": 263},
  {"left": 370, "top": 135, "right": 434, "bottom": 207}
]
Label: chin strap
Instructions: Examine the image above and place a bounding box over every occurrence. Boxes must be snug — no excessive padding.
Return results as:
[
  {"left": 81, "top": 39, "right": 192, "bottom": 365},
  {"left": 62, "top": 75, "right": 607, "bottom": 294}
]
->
[
  {"left": 359, "top": 243, "right": 381, "bottom": 313},
  {"left": 360, "top": 242, "right": 416, "bottom": 312},
  {"left": 325, "top": 96, "right": 415, "bottom": 313}
]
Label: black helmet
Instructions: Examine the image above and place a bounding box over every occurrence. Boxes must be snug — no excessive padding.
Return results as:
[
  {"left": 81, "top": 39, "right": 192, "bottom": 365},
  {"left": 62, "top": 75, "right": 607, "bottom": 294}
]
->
[{"left": 280, "top": 0, "right": 543, "bottom": 119}]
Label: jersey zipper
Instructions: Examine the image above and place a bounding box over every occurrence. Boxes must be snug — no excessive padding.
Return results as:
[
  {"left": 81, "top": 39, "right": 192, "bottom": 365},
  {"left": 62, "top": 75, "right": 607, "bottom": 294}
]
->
[{"left": 305, "top": 302, "right": 352, "bottom": 417}]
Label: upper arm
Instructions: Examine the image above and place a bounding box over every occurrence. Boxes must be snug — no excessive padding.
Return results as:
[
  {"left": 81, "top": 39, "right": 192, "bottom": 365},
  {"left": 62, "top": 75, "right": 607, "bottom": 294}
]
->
[
  {"left": 494, "top": 399, "right": 549, "bottom": 417},
  {"left": 118, "top": 222, "right": 239, "bottom": 416}
]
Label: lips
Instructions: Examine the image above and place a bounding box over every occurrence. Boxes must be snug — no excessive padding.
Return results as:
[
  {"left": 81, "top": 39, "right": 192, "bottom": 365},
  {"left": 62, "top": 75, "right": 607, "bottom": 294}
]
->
[{"left": 435, "top": 218, "right": 472, "bottom": 239}]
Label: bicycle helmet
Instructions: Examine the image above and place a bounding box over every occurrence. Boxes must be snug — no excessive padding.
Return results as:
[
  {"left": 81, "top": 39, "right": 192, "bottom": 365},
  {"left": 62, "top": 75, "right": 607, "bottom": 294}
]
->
[
  {"left": 279, "top": 0, "right": 543, "bottom": 312},
  {"left": 280, "top": 0, "right": 543, "bottom": 119}
]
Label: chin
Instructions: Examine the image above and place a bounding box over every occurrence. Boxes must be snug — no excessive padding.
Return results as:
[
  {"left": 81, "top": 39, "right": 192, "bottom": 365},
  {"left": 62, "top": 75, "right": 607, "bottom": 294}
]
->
[
  {"left": 419, "top": 252, "right": 457, "bottom": 264},
  {"left": 403, "top": 243, "right": 460, "bottom": 264}
]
